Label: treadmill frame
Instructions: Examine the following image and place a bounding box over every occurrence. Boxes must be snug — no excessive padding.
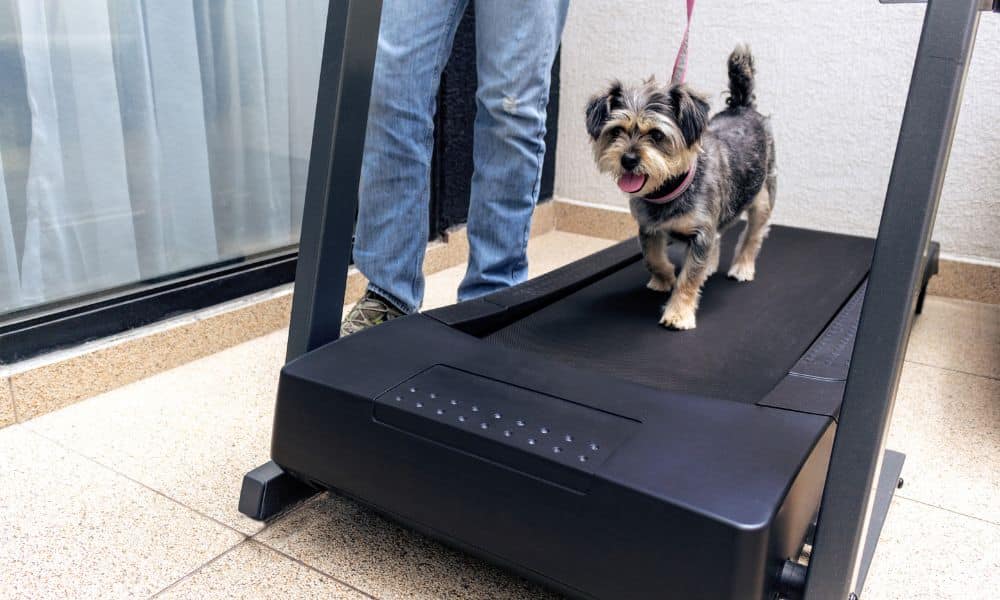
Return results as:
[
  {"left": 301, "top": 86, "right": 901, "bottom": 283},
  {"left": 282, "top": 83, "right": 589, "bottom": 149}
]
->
[{"left": 242, "top": 1, "right": 993, "bottom": 598}]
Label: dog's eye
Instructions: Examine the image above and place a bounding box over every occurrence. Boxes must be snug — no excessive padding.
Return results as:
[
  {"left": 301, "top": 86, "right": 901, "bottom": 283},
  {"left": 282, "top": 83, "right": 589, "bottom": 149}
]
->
[
  {"left": 649, "top": 130, "right": 666, "bottom": 143},
  {"left": 607, "top": 126, "right": 624, "bottom": 138}
]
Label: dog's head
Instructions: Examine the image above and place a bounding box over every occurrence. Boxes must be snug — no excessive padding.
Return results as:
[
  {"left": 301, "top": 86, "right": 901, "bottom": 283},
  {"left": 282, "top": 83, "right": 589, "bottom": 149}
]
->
[{"left": 585, "top": 78, "right": 709, "bottom": 196}]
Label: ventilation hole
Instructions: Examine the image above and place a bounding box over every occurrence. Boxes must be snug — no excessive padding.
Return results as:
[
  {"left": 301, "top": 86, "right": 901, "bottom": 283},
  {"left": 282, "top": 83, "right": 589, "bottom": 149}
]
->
[
  {"left": 449, "top": 399, "right": 458, "bottom": 406},
  {"left": 493, "top": 412, "right": 502, "bottom": 420},
  {"left": 415, "top": 401, "right": 423, "bottom": 408},
  {"left": 578, "top": 455, "right": 588, "bottom": 463},
  {"left": 471, "top": 406, "right": 480, "bottom": 412},
  {"left": 480, "top": 422, "right": 489, "bottom": 430},
  {"left": 516, "top": 420, "right": 526, "bottom": 427},
  {"left": 540, "top": 427, "right": 550, "bottom": 434},
  {"left": 429, "top": 393, "right": 437, "bottom": 399},
  {"left": 503, "top": 430, "right": 513, "bottom": 437},
  {"left": 394, "top": 396, "right": 403, "bottom": 402},
  {"left": 435, "top": 408, "right": 445, "bottom": 415},
  {"left": 588, "top": 442, "right": 600, "bottom": 451},
  {"left": 552, "top": 446, "right": 563, "bottom": 454},
  {"left": 409, "top": 387, "right": 417, "bottom": 393},
  {"left": 564, "top": 434, "right": 574, "bottom": 442},
  {"left": 458, "top": 415, "right": 466, "bottom": 422},
  {"left": 527, "top": 438, "right": 537, "bottom": 445}
]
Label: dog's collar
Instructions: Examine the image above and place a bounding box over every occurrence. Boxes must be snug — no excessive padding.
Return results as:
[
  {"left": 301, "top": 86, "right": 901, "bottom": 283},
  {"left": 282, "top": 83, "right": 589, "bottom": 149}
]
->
[{"left": 642, "top": 155, "right": 698, "bottom": 204}]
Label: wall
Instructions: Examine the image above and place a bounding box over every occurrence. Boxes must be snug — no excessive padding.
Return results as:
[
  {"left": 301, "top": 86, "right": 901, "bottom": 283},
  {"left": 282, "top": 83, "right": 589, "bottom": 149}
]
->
[{"left": 555, "top": 1, "right": 999, "bottom": 263}]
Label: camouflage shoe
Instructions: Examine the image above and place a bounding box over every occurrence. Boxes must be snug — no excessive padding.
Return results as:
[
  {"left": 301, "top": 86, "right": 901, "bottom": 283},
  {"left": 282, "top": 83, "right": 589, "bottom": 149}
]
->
[{"left": 340, "top": 291, "right": 405, "bottom": 337}]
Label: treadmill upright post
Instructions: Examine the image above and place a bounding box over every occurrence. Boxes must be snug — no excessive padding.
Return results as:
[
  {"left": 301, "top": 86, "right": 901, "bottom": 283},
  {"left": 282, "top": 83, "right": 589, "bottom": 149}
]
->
[
  {"left": 285, "top": 0, "right": 383, "bottom": 361},
  {"left": 804, "top": 1, "right": 983, "bottom": 598}
]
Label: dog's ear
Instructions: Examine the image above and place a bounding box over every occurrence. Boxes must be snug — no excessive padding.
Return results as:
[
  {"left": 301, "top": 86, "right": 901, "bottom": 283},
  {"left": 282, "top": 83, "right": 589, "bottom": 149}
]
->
[
  {"left": 585, "top": 81, "right": 622, "bottom": 140},
  {"left": 669, "top": 84, "right": 710, "bottom": 146}
]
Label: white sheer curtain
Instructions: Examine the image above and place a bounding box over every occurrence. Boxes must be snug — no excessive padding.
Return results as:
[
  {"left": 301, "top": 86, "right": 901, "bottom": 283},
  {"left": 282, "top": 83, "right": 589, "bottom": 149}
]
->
[{"left": 0, "top": 0, "right": 327, "bottom": 315}]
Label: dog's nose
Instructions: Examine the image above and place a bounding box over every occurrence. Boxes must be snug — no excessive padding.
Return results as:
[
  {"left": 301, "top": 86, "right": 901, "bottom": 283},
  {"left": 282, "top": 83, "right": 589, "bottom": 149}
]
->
[{"left": 620, "top": 152, "right": 639, "bottom": 170}]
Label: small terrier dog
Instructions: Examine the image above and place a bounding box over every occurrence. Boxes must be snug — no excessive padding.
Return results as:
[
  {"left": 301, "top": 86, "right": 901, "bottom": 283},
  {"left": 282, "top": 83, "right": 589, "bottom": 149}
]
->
[{"left": 585, "top": 46, "right": 775, "bottom": 330}]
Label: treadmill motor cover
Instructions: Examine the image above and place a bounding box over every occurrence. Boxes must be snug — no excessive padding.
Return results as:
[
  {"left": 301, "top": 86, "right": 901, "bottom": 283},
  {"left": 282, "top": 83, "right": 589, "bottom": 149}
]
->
[{"left": 270, "top": 225, "right": 874, "bottom": 599}]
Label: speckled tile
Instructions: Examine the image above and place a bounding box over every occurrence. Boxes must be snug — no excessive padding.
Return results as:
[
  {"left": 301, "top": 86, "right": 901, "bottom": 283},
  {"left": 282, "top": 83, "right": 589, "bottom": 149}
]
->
[
  {"left": 862, "top": 497, "right": 1000, "bottom": 600},
  {"left": 1, "top": 377, "right": 14, "bottom": 428},
  {"left": 157, "top": 541, "right": 366, "bottom": 599},
  {"left": 907, "top": 297, "right": 1000, "bottom": 379},
  {"left": 554, "top": 199, "right": 634, "bottom": 241},
  {"left": 0, "top": 425, "right": 242, "bottom": 599},
  {"left": 928, "top": 257, "right": 1000, "bottom": 305},
  {"left": 256, "top": 493, "right": 560, "bottom": 600},
  {"left": 888, "top": 362, "right": 1000, "bottom": 524},
  {"left": 26, "top": 330, "right": 290, "bottom": 535}
]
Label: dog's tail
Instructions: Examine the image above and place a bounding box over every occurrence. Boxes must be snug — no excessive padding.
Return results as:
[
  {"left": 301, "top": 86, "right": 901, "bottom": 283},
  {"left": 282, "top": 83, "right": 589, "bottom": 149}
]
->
[{"left": 726, "top": 45, "right": 756, "bottom": 108}]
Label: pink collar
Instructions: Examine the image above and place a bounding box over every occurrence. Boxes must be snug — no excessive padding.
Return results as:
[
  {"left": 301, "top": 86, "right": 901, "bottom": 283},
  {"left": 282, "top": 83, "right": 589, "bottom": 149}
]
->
[{"left": 642, "top": 155, "right": 698, "bottom": 204}]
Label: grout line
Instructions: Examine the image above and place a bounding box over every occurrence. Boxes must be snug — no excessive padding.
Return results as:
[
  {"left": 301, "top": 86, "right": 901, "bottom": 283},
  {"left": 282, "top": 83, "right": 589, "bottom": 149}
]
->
[
  {"left": 23, "top": 425, "right": 255, "bottom": 539},
  {"left": 148, "top": 538, "right": 246, "bottom": 598},
  {"left": 893, "top": 494, "right": 1000, "bottom": 527},
  {"left": 903, "top": 358, "right": 1000, "bottom": 382},
  {"left": 252, "top": 537, "right": 379, "bottom": 600}
]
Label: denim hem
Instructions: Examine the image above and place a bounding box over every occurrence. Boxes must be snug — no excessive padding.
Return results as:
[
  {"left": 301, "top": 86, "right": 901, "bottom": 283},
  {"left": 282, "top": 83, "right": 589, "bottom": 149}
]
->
[{"left": 366, "top": 282, "right": 416, "bottom": 315}]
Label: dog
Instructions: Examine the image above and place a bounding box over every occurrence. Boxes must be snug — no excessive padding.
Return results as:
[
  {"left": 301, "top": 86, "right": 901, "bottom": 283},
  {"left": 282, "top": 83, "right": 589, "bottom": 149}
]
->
[{"left": 585, "top": 46, "right": 775, "bottom": 330}]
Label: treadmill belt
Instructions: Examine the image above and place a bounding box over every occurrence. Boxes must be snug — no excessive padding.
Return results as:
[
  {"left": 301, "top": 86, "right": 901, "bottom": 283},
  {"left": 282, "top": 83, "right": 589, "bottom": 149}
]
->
[{"left": 487, "top": 225, "right": 873, "bottom": 404}]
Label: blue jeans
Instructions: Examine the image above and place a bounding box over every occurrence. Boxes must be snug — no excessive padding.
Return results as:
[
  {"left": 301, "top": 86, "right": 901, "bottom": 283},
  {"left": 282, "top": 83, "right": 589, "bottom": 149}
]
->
[{"left": 353, "top": 0, "right": 569, "bottom": 313}]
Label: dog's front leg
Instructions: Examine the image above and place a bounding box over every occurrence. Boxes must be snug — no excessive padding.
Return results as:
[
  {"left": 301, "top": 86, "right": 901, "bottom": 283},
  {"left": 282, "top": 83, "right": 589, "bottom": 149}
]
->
[
  {"left": 660, "top": 230, "right": 715, "bottom": 330},
  {"left": 640, "top": 229, "right": 676, "bottom": 292}
]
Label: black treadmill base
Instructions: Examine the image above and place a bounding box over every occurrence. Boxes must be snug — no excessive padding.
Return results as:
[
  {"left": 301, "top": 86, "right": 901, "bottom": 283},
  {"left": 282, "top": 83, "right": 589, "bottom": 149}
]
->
[{"left": 238, "top": 460, "right": 318, "bottom": 521}]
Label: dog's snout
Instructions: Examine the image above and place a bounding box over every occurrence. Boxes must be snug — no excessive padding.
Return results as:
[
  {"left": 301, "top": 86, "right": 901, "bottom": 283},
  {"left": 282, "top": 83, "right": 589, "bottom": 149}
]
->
[{"left": 620, "top": 152, "right": 640, "bottom": 170}]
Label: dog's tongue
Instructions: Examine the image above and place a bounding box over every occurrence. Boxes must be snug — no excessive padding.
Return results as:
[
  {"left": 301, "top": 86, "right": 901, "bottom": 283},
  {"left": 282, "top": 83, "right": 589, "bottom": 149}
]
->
[{"left": 617, "top": 172, "right": 646, "bottom": 194}]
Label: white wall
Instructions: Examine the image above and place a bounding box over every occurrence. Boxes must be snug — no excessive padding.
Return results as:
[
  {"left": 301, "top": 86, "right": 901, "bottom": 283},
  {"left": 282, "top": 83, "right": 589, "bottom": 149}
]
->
[{"left": 555, "top": 1, "right": 1000, "bottom": 263}]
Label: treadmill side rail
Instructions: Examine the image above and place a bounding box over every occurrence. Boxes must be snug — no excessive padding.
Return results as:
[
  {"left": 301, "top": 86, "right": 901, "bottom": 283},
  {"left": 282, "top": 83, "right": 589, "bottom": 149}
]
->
[{"left": 806, "top": 1, "right": 984, "bottom": 598}]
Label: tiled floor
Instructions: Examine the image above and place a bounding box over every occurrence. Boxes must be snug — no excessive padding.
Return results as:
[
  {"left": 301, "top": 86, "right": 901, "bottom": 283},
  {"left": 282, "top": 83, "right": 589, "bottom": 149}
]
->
[{"left": 2, "top": 231, "right": 997, "bottom": 599}]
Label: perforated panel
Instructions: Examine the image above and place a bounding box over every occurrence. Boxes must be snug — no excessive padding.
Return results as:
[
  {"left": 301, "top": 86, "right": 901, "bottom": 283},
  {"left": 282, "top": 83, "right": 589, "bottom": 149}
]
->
[{"left": 373, "top": 365, "right": 639, "bottom": 491}]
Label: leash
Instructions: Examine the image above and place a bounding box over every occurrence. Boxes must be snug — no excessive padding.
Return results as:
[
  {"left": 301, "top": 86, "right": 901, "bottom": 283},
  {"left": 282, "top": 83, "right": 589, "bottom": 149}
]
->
[{"left": 669, "top": 0, "right": 696, "bottom": 85}]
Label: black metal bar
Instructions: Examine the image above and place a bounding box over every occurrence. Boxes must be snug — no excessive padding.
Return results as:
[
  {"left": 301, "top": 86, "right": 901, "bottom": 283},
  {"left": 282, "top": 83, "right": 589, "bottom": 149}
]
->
[
  {"left": 285, "top": 0, "right": 383, "bottom": 361},
  {"left": 854, "top": 450, "right": 906, "bottom": 594},
  {"left": 804, "top": 1, "right": 983, "bottom": 598}
]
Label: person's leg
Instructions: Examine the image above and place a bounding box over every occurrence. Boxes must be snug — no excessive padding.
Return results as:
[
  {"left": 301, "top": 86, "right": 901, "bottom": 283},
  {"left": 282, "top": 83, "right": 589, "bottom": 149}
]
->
[
  {"left": 457, "top": 0, "right": 569, "bottom": 301},
  {"left": 353, "top": 0, "right": 469, "bottom": 313}
]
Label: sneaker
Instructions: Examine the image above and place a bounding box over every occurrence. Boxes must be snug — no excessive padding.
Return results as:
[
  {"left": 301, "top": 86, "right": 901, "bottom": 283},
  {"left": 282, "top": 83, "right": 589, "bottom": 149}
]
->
[{"left": 340, "top": 291, "right": 405, "bottom": 337}]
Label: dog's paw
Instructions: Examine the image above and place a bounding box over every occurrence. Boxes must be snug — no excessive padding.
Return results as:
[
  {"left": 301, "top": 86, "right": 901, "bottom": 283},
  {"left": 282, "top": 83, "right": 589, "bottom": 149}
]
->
[
  {"left": 646, "top": 276, "right": 674, "bottom": 292},
  {"left": 659, "top": 302, "right": 697, "bottom": 330},
  {"left": 728, "top": 261, "right": 756, "bottom": 282}
]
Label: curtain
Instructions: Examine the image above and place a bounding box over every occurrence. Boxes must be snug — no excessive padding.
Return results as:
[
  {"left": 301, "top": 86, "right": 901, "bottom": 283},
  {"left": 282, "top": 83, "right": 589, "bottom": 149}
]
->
[{"left": 0, "top": 0, "right": 327, "bottom": 316}]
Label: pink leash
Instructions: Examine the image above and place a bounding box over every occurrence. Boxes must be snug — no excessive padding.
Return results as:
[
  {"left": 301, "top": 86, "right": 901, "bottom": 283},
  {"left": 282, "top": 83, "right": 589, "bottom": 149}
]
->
[
  {"left": 670, "top": 0, "right": 696, "bottom": 85},
  {"left": 640, "top": 0, "right": 698, "bottom": 204}
]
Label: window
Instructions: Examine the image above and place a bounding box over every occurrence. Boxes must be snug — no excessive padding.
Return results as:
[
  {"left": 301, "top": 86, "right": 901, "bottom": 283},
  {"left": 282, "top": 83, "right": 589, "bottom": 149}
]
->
[{"left": 0, "top": 1, "right": 328, "bottom": 318}]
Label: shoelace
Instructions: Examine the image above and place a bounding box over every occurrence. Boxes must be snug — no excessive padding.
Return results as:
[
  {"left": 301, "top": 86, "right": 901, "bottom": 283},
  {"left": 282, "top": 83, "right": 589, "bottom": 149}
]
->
[{"left": 345, "top": 297, "right": 399, "bottom": 330}]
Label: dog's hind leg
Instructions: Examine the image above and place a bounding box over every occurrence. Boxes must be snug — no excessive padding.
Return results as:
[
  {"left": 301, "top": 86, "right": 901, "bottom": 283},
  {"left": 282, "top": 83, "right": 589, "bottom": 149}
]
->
[
  {"left": 640, "top": 229, "right": 676, "bottom": 292},
  {"left": 728, "top": 185, "right": 773, "bottom": 282}
]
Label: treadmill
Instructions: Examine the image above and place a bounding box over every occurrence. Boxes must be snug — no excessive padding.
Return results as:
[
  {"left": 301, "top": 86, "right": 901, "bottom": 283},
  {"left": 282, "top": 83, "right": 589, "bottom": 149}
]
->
[{"left": 239, "top": 1, "right": 994, "bottom": 598}]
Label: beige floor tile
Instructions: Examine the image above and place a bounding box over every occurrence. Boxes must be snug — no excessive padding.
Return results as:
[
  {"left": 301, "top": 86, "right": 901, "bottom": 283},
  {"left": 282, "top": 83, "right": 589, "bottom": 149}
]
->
[
  {"left": 1, "top": 377, "right": 14, "bottom": 428},
  {"left": 25, "top": 330, "right": 289, "bottom": 535},
  {"left": 907, "top": 297, "right": 1000, "bottom": 379},
  {"left": 862, "top": 497, "right": 1000, "bottom": 599},
  {"left": 888, "top": 362, "right": 1000, "bottom": 524},
  {"left": 0, "top": 425, "right": 242, "bottom": 599},
  {"left": 157, "top": 540, "right": 366, "bottom": 599},
  {"left": 421, "top": 231, "right": 616, "bottom": 310},
  {"left": 256, "top": 493, "right": 560, "bottom": 600}
]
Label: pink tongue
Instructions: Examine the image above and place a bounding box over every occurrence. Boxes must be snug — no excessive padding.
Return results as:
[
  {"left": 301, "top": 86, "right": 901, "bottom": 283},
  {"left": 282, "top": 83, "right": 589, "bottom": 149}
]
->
[{"left": 617, "top": 172, "right": 646, "bottom": 193}]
